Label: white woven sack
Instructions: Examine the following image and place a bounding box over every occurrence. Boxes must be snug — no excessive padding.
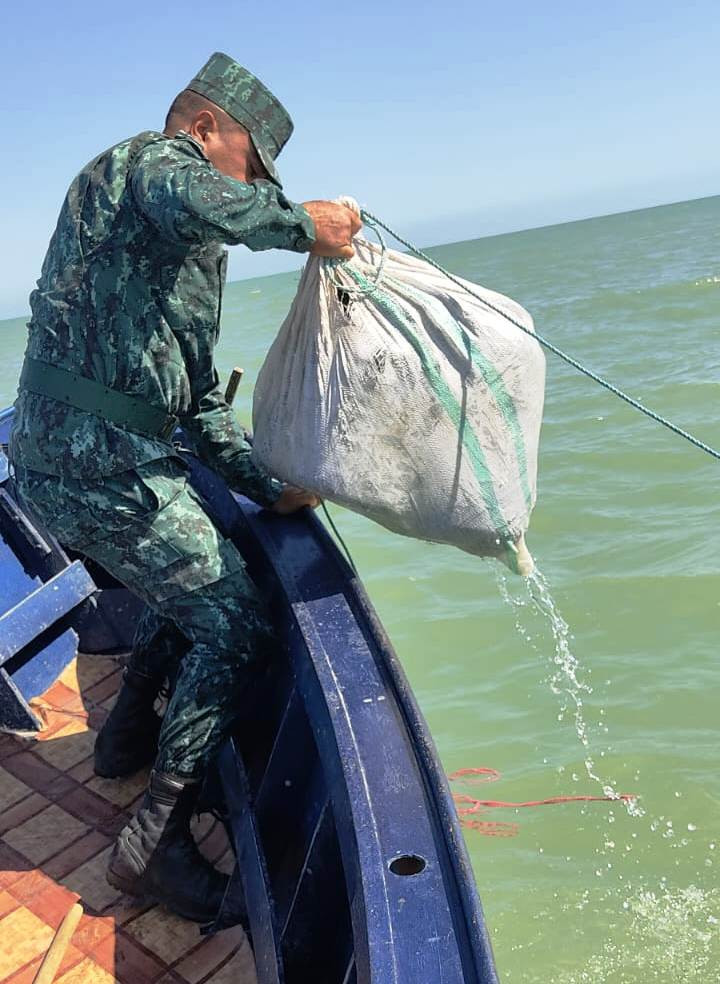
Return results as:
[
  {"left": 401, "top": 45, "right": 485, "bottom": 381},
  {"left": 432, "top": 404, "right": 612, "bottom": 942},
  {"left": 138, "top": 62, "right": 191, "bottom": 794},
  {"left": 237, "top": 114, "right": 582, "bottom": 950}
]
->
[{"left": 252, "top": 213, "right": 545, "bottom": 574}]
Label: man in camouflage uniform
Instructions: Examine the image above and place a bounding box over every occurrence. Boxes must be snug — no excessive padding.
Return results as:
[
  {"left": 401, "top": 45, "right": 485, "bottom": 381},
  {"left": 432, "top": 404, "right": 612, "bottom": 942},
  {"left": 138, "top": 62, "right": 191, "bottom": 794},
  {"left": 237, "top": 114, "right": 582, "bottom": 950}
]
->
[{"left": 9, "top": 52, "right": 360, "bottom": 922}]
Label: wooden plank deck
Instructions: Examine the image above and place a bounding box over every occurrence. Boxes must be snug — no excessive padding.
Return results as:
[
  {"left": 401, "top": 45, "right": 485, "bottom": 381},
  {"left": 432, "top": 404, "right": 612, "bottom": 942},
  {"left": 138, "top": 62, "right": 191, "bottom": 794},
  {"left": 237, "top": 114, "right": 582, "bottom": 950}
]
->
[{"left": 0, "top": 654, "right": 256, "bottom": 984}]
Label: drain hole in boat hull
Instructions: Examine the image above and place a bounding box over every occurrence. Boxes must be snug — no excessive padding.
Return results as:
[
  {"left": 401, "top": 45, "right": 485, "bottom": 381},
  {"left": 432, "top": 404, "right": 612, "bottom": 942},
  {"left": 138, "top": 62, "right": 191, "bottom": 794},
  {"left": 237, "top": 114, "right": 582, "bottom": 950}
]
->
[{"left": 389, "top": 854, "right": 427, "bottom": 876}]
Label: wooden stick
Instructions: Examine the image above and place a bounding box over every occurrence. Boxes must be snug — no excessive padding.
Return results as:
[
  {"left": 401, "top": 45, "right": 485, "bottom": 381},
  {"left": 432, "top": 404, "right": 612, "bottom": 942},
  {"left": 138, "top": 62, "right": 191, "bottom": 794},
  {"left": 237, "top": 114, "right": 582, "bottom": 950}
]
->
[
  {"left": 32, "top": 902, "right": 83, "bottom": 984},
  {"left": 224, "top": 367, "right": 244, "bottom": 406}
]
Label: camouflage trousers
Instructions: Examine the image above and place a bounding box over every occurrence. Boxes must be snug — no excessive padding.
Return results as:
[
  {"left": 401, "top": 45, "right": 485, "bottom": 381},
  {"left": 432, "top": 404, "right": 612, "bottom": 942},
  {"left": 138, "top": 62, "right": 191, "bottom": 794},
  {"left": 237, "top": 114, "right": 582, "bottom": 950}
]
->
[{"left": 12, "top": 457, "right": 275, "bottom": 779}]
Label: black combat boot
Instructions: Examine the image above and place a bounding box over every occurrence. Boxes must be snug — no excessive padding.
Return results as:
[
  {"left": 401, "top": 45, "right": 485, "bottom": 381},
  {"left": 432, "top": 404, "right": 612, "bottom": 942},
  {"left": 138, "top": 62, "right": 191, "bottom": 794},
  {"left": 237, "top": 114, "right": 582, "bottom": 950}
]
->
[
  {"left": 94, "top": 667, "right": 163, "bottom": 778},
  {"left": 106, "top": 771, "right": 228, "bottom": 923}
]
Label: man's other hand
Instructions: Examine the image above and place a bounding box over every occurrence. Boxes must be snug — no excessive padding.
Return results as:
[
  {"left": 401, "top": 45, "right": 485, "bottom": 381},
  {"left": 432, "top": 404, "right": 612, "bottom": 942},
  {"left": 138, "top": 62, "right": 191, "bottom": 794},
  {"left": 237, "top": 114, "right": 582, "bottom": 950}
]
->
[
  {"left": 302, "top": 201, "right": 362, "bottom": 260},
  {"left": 271, "top": 485, "right": 321, "bottom": 514}
]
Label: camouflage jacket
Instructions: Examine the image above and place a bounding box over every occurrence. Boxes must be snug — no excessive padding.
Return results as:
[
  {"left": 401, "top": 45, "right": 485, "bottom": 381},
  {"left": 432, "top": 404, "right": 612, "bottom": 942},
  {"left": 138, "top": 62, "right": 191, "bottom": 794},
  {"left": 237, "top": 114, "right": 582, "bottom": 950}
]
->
[{"left": 9, "top": 130, "right": 315, "bottom": 506}]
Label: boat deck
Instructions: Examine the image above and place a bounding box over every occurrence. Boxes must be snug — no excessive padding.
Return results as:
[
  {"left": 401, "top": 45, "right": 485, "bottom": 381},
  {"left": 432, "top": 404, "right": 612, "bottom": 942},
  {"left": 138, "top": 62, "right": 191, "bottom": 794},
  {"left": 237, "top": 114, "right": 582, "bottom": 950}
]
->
[{"left": 0, "top": 653, "right": 257, "bottom": 984}]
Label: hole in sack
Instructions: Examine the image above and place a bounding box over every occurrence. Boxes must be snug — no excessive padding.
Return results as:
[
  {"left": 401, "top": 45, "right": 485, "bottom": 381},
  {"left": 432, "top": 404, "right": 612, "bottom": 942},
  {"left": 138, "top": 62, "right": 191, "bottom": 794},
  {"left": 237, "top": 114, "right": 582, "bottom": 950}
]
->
[
  {"left": 389, "top": 854, "right": 427, "bottom": 876},
  {"left": 337, "top": 287, "right": 353, "bottom": 317}
]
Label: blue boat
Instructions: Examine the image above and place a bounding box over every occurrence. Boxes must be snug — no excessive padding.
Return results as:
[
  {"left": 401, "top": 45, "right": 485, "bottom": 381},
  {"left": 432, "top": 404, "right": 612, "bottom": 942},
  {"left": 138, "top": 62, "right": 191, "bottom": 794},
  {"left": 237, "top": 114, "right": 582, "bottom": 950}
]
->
[{"left": 0, "top": 404, "right": 500, "bottom": 984}]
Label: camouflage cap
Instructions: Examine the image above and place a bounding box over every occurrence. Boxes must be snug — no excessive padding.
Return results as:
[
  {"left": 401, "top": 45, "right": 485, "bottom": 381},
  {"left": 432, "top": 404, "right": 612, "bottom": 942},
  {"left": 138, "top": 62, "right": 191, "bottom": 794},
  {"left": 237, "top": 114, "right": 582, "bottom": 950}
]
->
[{"left": 186, "top": 52, "right": 293, "bottom": 187}]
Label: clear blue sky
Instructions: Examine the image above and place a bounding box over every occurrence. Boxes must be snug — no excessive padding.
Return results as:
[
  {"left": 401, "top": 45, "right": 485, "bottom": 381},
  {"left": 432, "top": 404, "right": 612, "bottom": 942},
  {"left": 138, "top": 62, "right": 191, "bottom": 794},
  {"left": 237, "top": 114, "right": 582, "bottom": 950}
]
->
[{"left": 0, "top": 0, "right": 717, "bottom": 318}]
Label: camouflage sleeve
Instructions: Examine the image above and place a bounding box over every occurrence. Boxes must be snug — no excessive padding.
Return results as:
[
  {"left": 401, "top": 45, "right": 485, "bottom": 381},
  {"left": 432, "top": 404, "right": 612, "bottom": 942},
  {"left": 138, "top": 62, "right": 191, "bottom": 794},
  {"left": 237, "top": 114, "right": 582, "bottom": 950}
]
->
[
  {"left": 180, "top": 374, "right": 283, "bottom": 508},
  {"left": 170, "top": 279, "right": 282, "bottom": 506},
  {"left": 129, "top": 138, "right": 316, "bottom": 252}
]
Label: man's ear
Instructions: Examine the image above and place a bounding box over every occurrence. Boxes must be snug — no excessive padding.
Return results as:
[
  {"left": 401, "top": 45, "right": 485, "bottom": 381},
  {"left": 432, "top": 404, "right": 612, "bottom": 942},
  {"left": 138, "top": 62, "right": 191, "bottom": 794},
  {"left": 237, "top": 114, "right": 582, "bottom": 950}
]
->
[{"left": 189, "top": 109, "right": 219, "bottom": 144}]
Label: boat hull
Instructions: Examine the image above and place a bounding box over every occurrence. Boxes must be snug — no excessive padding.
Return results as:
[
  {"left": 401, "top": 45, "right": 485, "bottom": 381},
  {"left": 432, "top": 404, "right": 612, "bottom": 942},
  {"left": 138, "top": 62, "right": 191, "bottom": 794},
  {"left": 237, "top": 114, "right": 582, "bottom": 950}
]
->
[{"left": 0, "top": 406, "right": 499, "bottom": 983}]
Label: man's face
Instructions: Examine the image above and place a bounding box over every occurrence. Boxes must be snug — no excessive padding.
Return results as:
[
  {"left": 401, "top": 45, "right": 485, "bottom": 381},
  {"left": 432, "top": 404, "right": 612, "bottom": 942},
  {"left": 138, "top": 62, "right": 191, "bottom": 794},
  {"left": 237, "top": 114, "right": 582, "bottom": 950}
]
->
[
  {"left": 203, "top": 122, "right": 269, "bottom": 184},
  {"left": 187, "top": 110, "right": 269, "bottom": 184}
]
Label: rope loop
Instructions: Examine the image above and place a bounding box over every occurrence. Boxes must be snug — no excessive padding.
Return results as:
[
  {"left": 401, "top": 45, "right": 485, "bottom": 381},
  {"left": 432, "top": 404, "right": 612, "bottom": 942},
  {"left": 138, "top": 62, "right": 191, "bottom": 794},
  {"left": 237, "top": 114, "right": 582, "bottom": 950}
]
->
[{"left": 324, "top": 213, "right": 389, "bottom": 297}]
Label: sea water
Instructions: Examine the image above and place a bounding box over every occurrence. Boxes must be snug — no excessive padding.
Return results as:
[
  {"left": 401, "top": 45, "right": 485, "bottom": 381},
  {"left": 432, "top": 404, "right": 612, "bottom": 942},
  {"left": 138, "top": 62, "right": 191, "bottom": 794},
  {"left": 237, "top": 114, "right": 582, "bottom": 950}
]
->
[{"left": 1, "top": 195, "right": 718, "bottom": 981}]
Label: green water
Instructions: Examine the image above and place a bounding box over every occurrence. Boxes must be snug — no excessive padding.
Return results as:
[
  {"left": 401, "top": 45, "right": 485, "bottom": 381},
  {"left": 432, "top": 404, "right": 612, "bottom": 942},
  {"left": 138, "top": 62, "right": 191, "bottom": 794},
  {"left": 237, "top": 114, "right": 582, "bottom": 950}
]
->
[{"left": 2, "top": 196, "right": 719, "bottom": 981}]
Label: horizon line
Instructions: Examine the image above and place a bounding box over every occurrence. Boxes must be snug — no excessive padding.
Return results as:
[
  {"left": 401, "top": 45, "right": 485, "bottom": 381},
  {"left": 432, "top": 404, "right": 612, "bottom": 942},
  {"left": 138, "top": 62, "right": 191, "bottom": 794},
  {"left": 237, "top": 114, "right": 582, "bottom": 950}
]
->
[{"left": 1, "top": 191, "right": 717, "bottom": 323}]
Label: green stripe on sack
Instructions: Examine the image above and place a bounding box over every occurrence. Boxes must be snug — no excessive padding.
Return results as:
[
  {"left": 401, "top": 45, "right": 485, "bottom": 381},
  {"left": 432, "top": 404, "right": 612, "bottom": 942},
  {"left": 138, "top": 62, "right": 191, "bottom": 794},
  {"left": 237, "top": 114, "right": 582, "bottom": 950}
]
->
[
  {"left": 386, "top": 275, "right": 533, "bottom": 512},
  {"left": 343, "top": 266, "right": 511, "bottom": 540}
]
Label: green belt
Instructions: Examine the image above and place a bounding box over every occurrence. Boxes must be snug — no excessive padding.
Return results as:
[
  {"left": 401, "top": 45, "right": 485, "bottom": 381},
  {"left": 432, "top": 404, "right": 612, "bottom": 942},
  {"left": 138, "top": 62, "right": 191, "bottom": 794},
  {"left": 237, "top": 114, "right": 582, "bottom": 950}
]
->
[{"left": 20, "top": 358, "right": 179, "bottom": 441}]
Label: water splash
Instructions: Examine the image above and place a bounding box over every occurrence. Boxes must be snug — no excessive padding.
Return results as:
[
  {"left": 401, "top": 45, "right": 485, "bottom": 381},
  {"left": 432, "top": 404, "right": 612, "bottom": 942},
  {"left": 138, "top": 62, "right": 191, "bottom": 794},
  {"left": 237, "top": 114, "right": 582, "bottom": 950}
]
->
[
  {"left": 551, "top": 884, "right": 720, "bottom": 984},
  {"left": 495, "top": 565, "right": 642, "bottom": 817}
]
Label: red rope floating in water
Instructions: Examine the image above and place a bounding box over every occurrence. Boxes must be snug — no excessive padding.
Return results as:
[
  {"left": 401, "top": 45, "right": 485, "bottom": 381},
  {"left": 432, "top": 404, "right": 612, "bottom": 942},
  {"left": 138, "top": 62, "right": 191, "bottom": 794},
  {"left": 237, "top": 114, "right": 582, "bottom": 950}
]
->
[{"left": 448, "top": 767, "right": 638, "bottom": 838}]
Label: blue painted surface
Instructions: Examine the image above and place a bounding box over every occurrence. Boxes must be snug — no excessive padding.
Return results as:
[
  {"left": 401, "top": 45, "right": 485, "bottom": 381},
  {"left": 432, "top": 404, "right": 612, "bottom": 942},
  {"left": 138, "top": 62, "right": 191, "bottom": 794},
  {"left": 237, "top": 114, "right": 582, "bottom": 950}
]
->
[
  {"left": 9, "top": 628, "right": 83, "bottom": 701},
  {"left": 0, "top": 408, "right": 13, "bottom": 444},
  {"left": 0, "top": 414, "right": 98, "bottom": 728},
  {"left": 188, "top": 453, "right": 500, "bottom": 983},
  {"left": 219, "top": 740, "right": 284, "bottom": 984},
  {"left": 0, "top": 671, "right": 39, "bottom": 731},
  {"left": 0, "top": 524, "right": 41, "bottom": 611},
  {"left": 0, "top": 563, "right": 95, "bottom": 665},
  {"left": 0, "top": 553, "right": 95, "bottom": 728}
]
